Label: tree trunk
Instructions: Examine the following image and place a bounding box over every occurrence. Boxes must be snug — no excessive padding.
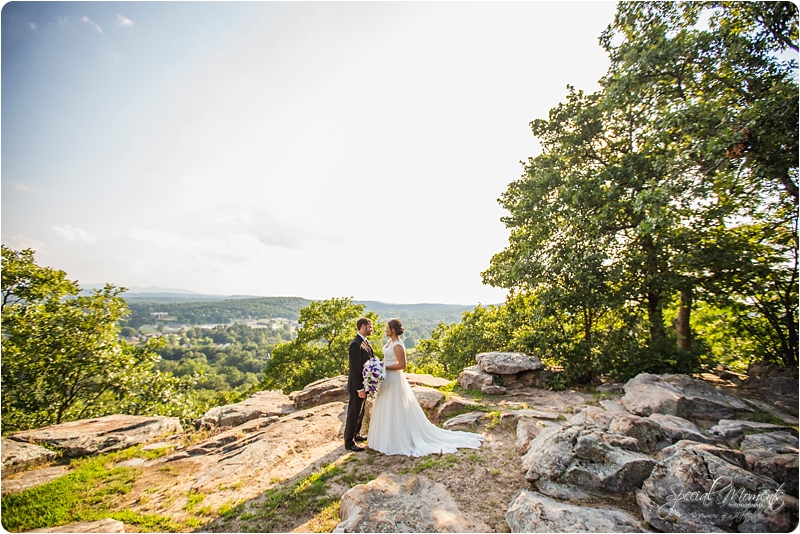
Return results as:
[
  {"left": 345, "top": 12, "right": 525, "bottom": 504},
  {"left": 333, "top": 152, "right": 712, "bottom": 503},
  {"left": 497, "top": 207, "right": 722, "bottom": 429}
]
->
[
  {"left": 647, "top": 290, "right": 667, "bottom": 344},
  {"left": 676, "top": 288, "right": 692, "bottom": 351}
]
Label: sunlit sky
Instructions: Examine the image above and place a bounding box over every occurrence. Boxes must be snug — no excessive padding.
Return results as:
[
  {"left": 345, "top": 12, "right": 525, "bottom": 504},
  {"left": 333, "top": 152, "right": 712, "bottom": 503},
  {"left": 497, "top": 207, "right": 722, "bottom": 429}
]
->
[{"left": 2, "top": 1, "right": 616, "bottom": 305}]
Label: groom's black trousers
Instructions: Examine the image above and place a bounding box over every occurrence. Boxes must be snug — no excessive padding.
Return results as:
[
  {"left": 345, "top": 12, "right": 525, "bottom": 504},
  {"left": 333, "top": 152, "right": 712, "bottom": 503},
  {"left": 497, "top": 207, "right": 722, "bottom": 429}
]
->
[{"left": 344, "top": 391, "right": 366, "bottom": 448}]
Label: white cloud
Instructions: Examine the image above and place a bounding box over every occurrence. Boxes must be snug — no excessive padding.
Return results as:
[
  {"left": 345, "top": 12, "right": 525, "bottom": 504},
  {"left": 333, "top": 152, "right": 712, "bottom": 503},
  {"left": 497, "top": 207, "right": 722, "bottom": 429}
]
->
[
  {"left": 81, "top": 16, "right": 103, "bottom": 34},
  {"left": 3, "top": 234, "right": 45, "bottom": 252},
  {"left": 51, "top": 225, "right": 97, "bottom": 244},
  {"left": 29, "top": 22, "right": 36, "bottom": 30},
  {"left": 10, "top": 181, "right": 42, "bottom": 192},
  {"left": 116, "top": 13, "right": 134, "bottom": 28},
  {"left": 57, "top": 16, "right": 68, "bottom": 27}
]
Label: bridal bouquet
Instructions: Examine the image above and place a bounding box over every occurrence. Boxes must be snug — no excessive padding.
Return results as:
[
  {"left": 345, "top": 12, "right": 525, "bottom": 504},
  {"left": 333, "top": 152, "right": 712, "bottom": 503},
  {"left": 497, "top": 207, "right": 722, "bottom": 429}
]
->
[{"left": 362, "top": 356, "right": 386, "bottom": 397}]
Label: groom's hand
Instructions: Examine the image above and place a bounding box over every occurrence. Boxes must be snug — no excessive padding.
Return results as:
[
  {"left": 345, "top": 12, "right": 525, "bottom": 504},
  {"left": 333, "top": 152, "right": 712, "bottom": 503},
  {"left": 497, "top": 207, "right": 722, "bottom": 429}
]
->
[{"left": 358, "top": 390, "right": 366, "bottom": 399}]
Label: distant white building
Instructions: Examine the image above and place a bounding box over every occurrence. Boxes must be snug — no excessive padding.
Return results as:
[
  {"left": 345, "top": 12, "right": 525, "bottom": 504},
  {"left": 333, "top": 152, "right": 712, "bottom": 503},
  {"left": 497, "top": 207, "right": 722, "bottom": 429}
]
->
[{"left": 150, "top": 312, "right": 168, "bottom": 319}]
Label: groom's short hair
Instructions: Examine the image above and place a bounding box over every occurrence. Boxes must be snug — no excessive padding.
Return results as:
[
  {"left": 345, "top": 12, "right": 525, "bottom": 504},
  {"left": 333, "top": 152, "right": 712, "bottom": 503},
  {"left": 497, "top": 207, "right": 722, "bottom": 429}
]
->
[{"left": 356, "top": 317, "right": 371, "bottom": 330}]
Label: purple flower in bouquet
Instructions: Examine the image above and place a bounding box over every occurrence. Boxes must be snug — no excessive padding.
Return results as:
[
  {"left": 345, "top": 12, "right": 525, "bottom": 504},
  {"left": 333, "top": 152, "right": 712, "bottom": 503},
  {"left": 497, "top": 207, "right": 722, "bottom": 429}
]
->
[{"left": 362, "top": 356, "right": 386, "bottom": 396}]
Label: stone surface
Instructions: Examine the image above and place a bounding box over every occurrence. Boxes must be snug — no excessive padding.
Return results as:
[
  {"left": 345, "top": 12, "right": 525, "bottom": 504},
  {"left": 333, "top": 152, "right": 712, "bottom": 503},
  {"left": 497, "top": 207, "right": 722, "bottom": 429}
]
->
[
  {"left": 2, "top": 465, "right": 69, "bottom": 496},
  {"left": 289, "top": 375, "right": 348, "bottom": 409},
  {"left": 405, "top": 373, "right": 453, "bottom": 389},
  {"left": 334, "top": 474, "right": 489, "bottom": 533},
  {"left": 638, "top": 439, "right": 783, "bottom": 532},
  {"left": 442, "top": 412, "right": 487, "bottom": 430},
  {"left": 1, "top": 439, "right": 57, "bottom": 476},
  {"left": 457, "top": 365, "right": 495, "bottom": 391},
  {"left": 179, "top": 402, "right": 346, "bottom": 493},
  {"left": 506, "top": 490, "right": 645, "bottom": 533},
  {"left": 707, "top": 419, "right": 793, "bottom": 446},
  {"left": 7, "top": 415, "right": 183, "bottom": 458},
  {"left": 599, "top": 399, "right": 628, "bottom": 412},
  {"left": 195, "top": 390, "right": 295, "bottom": 429},
  {"left": 476, "top": 352, "right": 545, "bottom": 375},
  {"left": 515, "top": 418, "right": 548, "bottom": 453},
  {"left": 621, "top": 373, "right": 753, "bottom": 422},
  {"left": 740, "top": 431, "right": 799, "bottom": 454},
  {"left": 743, "top": 449, "right": 799, "bottom": 497},
  {"left": 410, "top": 385, "right": 446, "bottom": 411},
  {"left": 648, "top": 413, "right": 713, "bottom": 444},
  {"left": 434, "top": 397, "right": 484, "bottom": 424},
  {"left": 742, "top": 397, "right": 799, "bottom": 425},
  {"left": 27, "top": 519, "right": 125, "bottom": 533}
]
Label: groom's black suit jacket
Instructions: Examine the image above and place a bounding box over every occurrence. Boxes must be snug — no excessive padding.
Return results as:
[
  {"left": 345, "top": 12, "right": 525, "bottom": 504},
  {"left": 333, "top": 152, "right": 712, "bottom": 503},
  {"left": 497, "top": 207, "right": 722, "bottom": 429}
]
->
[{"left": 347, "top": 334, "right": 373, "bottom": 394}]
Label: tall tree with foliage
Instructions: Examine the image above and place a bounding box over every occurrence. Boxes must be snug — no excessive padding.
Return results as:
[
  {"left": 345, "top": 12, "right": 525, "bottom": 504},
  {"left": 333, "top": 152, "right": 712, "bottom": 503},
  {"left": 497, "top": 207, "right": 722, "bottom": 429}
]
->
[
  {"left": 476, "top": 1, "right": 797, "bottom": 380},
  {"left": 261, "top": 297, "right": 383, "bottom": 394},
  {"left": 1, "top": 247, "right": 195, "bottom": 433}
]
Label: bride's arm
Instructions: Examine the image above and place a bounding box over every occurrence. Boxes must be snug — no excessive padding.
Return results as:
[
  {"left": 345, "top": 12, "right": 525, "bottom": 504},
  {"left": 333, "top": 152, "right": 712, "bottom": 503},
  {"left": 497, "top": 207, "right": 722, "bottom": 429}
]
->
[{"left": 385, "top": 344, "right": 406, "bottom": 371}]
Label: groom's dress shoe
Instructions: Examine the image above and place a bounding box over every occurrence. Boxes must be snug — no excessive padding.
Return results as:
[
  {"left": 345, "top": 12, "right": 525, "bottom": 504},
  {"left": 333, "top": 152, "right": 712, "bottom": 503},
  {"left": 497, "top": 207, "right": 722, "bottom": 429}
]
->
[
  {"left": 346, "top": 444, "right": 365, "bottom": 452},
  {"left": 354, "top": 435, "right": 367, "bottom": 442}
]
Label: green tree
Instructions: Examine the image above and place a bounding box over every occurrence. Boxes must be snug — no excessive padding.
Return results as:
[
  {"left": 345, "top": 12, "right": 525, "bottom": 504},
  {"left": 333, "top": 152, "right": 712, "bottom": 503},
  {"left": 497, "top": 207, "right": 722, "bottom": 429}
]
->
[
  {"left": 1, "top": 246, "right": 194, "bottom": 432},
  {"left": 261, "top": 297, "right": 383, "bottom": 394}
]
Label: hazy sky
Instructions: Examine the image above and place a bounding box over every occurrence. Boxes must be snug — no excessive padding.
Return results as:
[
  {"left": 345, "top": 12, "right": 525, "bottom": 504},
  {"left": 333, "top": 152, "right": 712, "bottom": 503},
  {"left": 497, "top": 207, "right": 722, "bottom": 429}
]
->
[{"left": 2, "top": 1, "right": 616, "bottom": 305}]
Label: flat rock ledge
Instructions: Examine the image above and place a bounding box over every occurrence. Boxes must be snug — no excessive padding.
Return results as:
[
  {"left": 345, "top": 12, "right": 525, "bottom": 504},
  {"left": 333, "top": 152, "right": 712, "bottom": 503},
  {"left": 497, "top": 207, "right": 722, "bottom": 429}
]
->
[
  {"left": 334, "top": 473, "right": 490, "bottom": 533},
  {"left": 621, "top": 373, "right": 753, "bottom": 423},
  {"left": 506, "top": 490, "right": 645, "bottom": 533},
  {"left": 26, "top": 518, "right": 125, "bottom": 533},
  {"left": 5, "top": 414, "right": 182, "bottom": 458},
  {"left": 1, "top": 439, "right": 57, "bottom": 476},
  {"left": 195, "top": 390, "right": 295, "bottom": 429}
]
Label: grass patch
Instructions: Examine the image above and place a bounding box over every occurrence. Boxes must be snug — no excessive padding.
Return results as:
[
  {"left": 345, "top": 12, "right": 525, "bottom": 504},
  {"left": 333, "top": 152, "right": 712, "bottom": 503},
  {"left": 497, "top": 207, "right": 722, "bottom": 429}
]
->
[
  {"left": 226, "top": 461, "right": 341, "bottom": 531},
  {"left": 184, "top": 489, "right": 206, "bottom": 512},
  {"left": 302, "top": 500, "right": 342, "bottom": 533},
  {"left": 0, "top": 447, "right": 200, "bottom": 533},
  {"left": 401, "top": 454, "right": 459, "bottom": 474}
]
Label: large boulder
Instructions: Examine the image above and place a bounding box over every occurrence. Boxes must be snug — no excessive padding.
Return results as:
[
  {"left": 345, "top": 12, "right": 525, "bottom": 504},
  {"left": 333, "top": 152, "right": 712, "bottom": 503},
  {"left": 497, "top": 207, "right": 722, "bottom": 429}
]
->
[
  {"left": 637, "top": 440, "right": 790, "bottom": 532},
  {"left": 194, "top": 390, "right": 295, "bottom": 430},
  {"left": 476, "top": 352, "right": 545, "bottom": 375},
  {"left": 522, "top": 423, "right": 656, "bottom": 499},
  {"left": 6, "top": 415, "right": 182, "bottom": 458},
  {"left": 334, "top": 474, "right": 489, "bottom": 533},
  {"left": 1, "top": 439, "right": 57, "bottom": 476},
  {"left": 290, "top": 375, "right": 348, "bottom": 409},
  {"left": 621, "top": 373, "right": 753, "bottom": 422},
  {"left": 506, "top": 490, "right": 645, "bottom": 533}
]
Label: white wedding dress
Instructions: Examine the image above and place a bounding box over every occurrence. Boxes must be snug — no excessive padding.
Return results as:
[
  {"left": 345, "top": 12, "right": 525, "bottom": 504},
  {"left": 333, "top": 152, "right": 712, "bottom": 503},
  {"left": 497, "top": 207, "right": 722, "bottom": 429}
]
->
[{"left": 367, "top": 339, "right": 484, "bottom": 457}]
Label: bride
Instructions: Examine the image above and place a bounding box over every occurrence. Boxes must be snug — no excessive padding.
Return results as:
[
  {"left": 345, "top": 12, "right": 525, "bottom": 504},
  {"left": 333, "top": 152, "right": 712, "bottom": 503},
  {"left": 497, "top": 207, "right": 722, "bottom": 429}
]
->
[{"left": 366, "top": 318, "right": 484, "bottom": 456}]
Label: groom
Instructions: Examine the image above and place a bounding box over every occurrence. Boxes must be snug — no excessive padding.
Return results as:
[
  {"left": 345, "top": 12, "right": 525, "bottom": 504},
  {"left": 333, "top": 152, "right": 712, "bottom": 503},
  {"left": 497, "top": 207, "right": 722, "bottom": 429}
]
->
[{"left": 344, "top": 317, "right": 373, "bottom": 451}]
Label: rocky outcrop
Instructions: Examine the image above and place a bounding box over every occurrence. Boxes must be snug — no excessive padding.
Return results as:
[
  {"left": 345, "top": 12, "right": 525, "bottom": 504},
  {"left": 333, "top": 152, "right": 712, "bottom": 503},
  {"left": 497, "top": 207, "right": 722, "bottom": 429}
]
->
[
  {"left": 636, "top": 439, "right": 792, "bottom": 532},
  {"left": 621, "top": 373, "right": 754, "bottom": 422},
  {"left": 458, "top": 352, "right": 552, "bottom": 395},
  {"left": 195, "top": 390, "right": 295, "bottom": 430},
  {"left": 27, "top": 519, "right": 125, "bottom": 533},
  {"left": 290, "top": 376, "right": 349, "bottom": 409},
  {"left": 506, "top": 490, "right": 645, "bottom": 532},
  {"left": 170, "top": 402, "right": 346, "bottom": 493},
  {"left": 1, "top": 439, "right": 57, "bottom": 476},
  {"left": 6, "top": 415, "right": 182, "bottom": 458},
  {"left": 334, "top": 474, "right": 489, "bottom": 533},
  {"left": 433, "top": 397, "right": 485, "bottom": 423},
  {"left": 405, "top": 373, "right": 452, "bottom": 388}
]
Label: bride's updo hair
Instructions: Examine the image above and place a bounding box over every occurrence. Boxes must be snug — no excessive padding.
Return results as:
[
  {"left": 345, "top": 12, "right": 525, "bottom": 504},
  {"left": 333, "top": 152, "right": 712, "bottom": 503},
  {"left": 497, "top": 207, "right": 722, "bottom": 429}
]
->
[{"left": 387, "top": 318, "right": 404, "bottom": 336}]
